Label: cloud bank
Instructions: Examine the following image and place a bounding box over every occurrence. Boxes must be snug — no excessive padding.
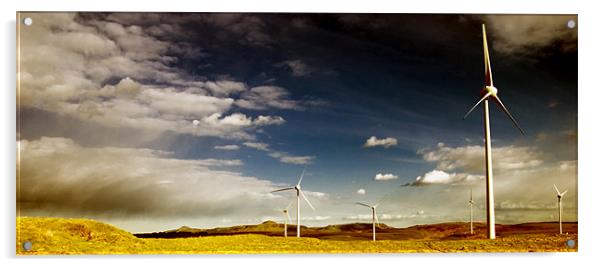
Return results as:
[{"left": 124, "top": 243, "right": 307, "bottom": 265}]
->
[
  {"left": 485, "top": 15, "right": 577, "bottom": 55},
  {"left": 18, "top": 137, "right": 282, "bottom": 218}
]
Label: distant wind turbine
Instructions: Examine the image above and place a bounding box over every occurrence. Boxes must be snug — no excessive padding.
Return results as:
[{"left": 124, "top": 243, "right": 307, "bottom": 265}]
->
[
  {"left": 282, "top": 200, "right": 293, "bottom": 238},
  {"left": 554, "top": 184, "right": 568, "bottom": 234},
  {"left": 468, "top": 189, "right": 475, "bottom": 235},
  {"left": 463, "top": 24, "right": 525, "bottom": 240},
  {"left": 355, "top": 202, "right": 380, "bottom": 241},
  {"left": 271, "top": 169, "right": 315, "bottom": 238}
]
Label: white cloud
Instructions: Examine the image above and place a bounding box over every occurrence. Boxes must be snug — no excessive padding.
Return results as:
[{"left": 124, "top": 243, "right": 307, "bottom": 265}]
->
[
  {"left": 214, "top": 145, "right": 240, "bottom": 150},
  {"left": 278, "top": 156, "right": 315, "bottom": 165},
  {"left": 407, "top": 170, "right": 483, "bottom": 186},
  {"left": 195, "top": 159, "right": 243, "bottom": 166},
  {"left": 204, "top": 113, "right": 253, "bottom": 127},
  {"left": 243, "top": 142, "right": 270, "bottom": 151},
  {"left": 114, "top": 77, "right": 142, "bottom": 98},
  {"left": 253, "top": 115, "right": 286, "bottom": 126},
  {"left": 357, "top": 188, "right": 366, "bottom": 195},
  {"left": 202, "top": 113, "right": 285, "bottom": 134},
  {"left": 143, "top": 89, "right": 234, "bottom": 118},
  {"left": 374, "top": 173, "right": 399, "bottom": 181},
  {"left": 203, "top": 80, "right": 247, "bottom": 97},
  {"left": 416, "top": 170, "right": 452, "bottom": 184},
  {"left": 363, "top": 136, "right": 398, "bottom": 148}
]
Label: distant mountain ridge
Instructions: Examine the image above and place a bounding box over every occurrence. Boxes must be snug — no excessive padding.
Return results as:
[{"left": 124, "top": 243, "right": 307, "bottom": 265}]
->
[{"left": 134, "top": 221, "right": 577, "bottom": 241}]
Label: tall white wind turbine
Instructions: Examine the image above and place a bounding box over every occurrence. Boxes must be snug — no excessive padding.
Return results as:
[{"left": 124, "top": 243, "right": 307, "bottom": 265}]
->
[
  {"left": 355, "top": 202, "right": 380, "bottom": 241},
  {"left": 468, "top": 189, "right": 475, "bottom": 235},
  {"left": 271, "top": 169, "right": 315, "bottom": 238},
  {"left": 463, "top": 24, "right": 525, "bottom": 239},
  {"left": 554, "top": 184, "right": 568, "bottom": 234}
]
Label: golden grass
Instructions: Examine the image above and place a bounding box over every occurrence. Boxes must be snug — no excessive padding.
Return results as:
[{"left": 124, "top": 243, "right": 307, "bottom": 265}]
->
[{"left": 16, "top": 217, "right": 577, "bottom": 254}]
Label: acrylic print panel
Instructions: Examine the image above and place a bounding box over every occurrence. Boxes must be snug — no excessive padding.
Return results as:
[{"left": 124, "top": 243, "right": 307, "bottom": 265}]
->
[{"left": 16, "top": 12, "right": 578, "bottom": 254}]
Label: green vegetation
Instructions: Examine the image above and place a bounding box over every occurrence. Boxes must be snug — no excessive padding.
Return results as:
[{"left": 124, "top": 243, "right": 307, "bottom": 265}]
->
[{"left": 17, "top": 217, "right": 577, "bottom": 254}]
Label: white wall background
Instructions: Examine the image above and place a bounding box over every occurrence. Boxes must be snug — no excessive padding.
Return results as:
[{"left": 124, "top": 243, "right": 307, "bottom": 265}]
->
[{"left": 2, "top": 0, "right": 599, "bottom": 266}]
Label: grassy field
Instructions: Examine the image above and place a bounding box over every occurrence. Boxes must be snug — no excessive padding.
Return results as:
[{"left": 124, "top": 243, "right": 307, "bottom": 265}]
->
[{"left": 16, "top": 217, "right": 577, "bottom": 254}]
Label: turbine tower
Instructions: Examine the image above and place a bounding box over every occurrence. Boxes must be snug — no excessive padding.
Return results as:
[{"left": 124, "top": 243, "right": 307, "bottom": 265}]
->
[
  {"left": 271, "top": 169, "right": 315, "bottom": 238},
  {"left": 355, "top": 202, "right": 380, "bottom": 241},
  {"left": 282, "top": 201, "right": 293, "bottom": 238},
  {"left": 463, "top": 24, "right": 525, "bottom": 240},
  {"left": 468, "top": 189, "right": 475, "bottom": 235},
  {"left": 554, "top": 184, "right": 568, "bottom": 234}
]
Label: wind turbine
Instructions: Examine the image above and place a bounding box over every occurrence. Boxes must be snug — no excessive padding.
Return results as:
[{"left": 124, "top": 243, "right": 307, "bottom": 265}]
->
[
  {"left": 281, "top": 201, "right": 293, "bottom": 238},
  {"left": 270, "top": 169, "right": 315, "bottom": 238},
  {"left": 554, "top": 184, "right": 568, "bottom": 234},
  {"left": 355, "top": 202, "right": 380, "bottom": 241},
  {"left": 468, "top": 189, "right": 475, "bottom": 235},
  {"left": 463, "top": 24, "right": 525, "bottom": 240}
]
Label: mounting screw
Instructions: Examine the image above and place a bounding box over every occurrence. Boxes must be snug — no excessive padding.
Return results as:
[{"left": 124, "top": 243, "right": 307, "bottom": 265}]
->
[
  {"left": 23, "top": 241, "right": 33, "bottom": 251},
  {"left": 566, "top": 239, "right": 575, "bottom": 248},
  {"left": 567, "top": 20, "right": 576, "bottom": 29},
  {"left": 23, "top": 17, "right": 33, "bottom": 26}
]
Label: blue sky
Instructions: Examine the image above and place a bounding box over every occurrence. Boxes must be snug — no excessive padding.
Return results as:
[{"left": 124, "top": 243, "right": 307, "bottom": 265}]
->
[{"left": 18, "top": 13, "right": 577, "bottom": 232}]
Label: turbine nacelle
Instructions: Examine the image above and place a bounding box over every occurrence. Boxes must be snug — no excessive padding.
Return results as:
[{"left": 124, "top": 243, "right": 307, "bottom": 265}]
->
[
  {"left": 481, "top": 85, "right": 498, "bottom": 98},
  {"left": 554, "top": 184, "right": 567, "bottom": 199}
]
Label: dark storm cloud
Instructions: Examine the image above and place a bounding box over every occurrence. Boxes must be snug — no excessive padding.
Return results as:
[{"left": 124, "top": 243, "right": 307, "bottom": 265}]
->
[
  {"left": 18, "top": 137, "right": 280, "bottom": 218},
  {"left": 484, "top": 15, "right": 577, "bottom": 55}
]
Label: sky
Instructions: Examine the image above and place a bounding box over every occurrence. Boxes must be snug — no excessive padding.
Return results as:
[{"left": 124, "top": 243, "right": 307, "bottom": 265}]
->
[{"left": 17, "top": 13, "right": 577, "bottom": 233}]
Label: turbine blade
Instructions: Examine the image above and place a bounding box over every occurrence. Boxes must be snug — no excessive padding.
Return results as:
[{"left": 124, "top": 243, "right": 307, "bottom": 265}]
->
[
  {"left": 492, "top": 95, "right": 525, "bottom": 135},
  {"left": 470, "top": 188, "right": 473, "bottom": 201},
  {"left": 271, "top": 187, "right": 295, "bottom": 193},
  {"left": 286, "top": 211, "right": 292, "bottom": 223},
  {"left": 463, "top": 92, "right": 492, "bottom": 119},
  {"left": 300, "top": 191, "right": 315, "bottom": 210},
  {"left": 297, "top": 168, "right": 306, "bottom": 186},
  {"left": 374, "top": 212, "right": 380, "bottom": 225},
  {"left": 553, "top": 184, "right": 561, "bottom": 195},
  {"left": 374, "top": 196, "right": 388, "bottom": 208},
  {"left": 561, "top": 190, "right": 568, "bottom": 197},
  {"left": 483, "top": 24, "right": 493, "bottom": 87},
  {"left": 286, "top": 200, "right": 295, "bottom": 210},
  {"left": 355, "top": 202, "right": 372, "bottom": 208}
]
